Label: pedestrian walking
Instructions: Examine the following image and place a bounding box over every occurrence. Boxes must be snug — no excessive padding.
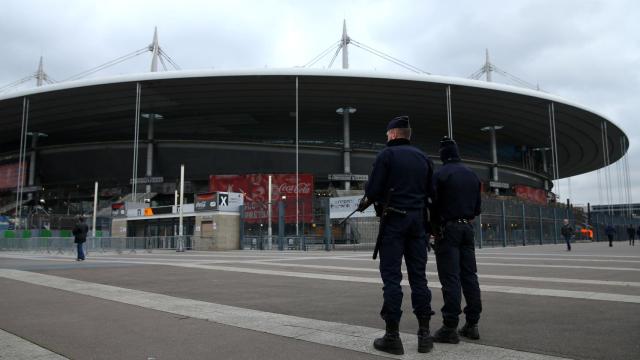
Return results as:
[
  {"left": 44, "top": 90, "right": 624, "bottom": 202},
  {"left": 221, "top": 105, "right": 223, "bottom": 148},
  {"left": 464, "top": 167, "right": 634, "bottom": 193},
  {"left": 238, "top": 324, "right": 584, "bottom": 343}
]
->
[
  {"left": 431, "top": 136, "right": 482, "bottom": 344},
  {"left": 604, "top": 224, "right": 616, "bottom": 247},
  {"left": 560, "top": 219, "right": 574, "bottom": 251},
  {"left": 72, "top": 215, "right": 89, "bottom": 261},
  {"left": 357, "top": 115, "right": 435, "bottom": 354}
]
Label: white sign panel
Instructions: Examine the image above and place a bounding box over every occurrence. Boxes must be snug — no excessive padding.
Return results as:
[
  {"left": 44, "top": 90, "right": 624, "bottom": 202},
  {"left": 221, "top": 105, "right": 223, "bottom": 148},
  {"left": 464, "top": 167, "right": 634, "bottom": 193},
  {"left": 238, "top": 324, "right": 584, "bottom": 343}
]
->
[
  {"left": 328, "top": 174, "right": 369, "bottom": 181},
  {"left": 489, "top": 181, "right": 510, "bottom": 189},
  {"left": 329, "top": 196, "right": 376, "bottom": 219},
  {"left": 129, "top": 176, "right": 164, "bottom": 185},
  {"left": 217, "top": 192, "right": 244, "bottom": 212}
]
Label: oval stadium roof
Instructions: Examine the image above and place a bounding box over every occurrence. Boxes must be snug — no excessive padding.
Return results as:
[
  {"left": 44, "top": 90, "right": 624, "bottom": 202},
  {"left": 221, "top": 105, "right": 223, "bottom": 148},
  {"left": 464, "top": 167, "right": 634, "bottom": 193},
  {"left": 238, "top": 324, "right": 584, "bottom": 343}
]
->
[{"left": 0, "top": 68, "right": 627, "bottom": 178}]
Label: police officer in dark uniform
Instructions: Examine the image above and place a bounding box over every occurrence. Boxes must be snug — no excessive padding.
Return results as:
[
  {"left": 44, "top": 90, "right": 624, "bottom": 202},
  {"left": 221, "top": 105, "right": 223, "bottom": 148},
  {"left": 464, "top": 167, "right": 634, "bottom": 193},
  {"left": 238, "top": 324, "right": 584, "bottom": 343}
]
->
[
  {"left": 432, "top": 136, "right": 482, "bottom": 343},
  {"left": 357, "top": 116, "right": 435, "bottom": 355}
]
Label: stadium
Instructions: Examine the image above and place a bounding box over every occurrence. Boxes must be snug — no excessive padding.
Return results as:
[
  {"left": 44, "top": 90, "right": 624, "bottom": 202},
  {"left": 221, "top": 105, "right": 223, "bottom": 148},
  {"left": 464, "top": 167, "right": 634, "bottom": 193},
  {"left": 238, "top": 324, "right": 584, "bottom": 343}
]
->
[
  {"left": 0, "top": 68, "right": 628, "bottom": 200},
  {"left": 0, "top": 27, "right": 631, "bottom": 243}
]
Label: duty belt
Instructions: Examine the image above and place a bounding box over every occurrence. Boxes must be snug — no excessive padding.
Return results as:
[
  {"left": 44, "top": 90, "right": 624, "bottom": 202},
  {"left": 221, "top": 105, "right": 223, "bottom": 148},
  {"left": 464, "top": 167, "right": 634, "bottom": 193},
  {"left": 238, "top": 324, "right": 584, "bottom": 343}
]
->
[
  {"left": 445, "top": 218, "right": 470, "bottom": 226},
  {"left": 385, "top": 206, "right": 407, "bottom": 216}
]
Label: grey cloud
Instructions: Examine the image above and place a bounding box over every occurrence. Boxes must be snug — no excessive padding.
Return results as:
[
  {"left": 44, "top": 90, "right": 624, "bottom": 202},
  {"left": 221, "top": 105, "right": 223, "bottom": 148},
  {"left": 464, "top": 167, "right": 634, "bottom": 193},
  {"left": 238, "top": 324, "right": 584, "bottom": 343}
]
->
[{"left": 1, "top": 0, "right": 639, "bottom": 206}]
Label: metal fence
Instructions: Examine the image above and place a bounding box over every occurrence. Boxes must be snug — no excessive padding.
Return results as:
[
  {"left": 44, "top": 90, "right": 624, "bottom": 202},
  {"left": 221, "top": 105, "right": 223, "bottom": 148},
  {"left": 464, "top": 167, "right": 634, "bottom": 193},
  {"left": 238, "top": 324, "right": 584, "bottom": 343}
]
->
[
  {"left": 240, "top": 196, "right": 640, "bottom": 251},
  {"left": 0, "top": 235, "right": 194, "bottom": 253},
  {"left": 239, "top": 198, "right": 332, "bottom": 251},
  {"left": 3, "top": 197, "right": 637, "bottom": 254}
]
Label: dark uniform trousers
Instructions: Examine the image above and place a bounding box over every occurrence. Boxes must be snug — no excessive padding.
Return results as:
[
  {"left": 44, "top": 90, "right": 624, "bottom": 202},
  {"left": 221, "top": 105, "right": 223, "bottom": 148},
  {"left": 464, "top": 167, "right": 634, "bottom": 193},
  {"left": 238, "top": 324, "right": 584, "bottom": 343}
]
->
[
  {"left": 379, "top": 209, "right": 433, "bottom": 323},
  {"left": 435, "top": 222, "right": 482, "bottom": 327}
]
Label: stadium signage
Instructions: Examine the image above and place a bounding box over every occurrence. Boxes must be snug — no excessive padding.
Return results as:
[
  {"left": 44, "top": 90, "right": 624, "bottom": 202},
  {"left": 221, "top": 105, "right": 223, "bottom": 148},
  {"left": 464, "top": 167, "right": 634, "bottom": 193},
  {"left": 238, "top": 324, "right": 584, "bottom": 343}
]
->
[
  {"left": 210, "top": 174, "right": 313, "bottom": 223},
  {"left": 11, "top": 185, "right": 42, "bottom": 193},
  {"left": 489, "top": 181, "right": 510, "bottom": 189},
  {"left": 195, "top": 192, "right": 243, "bottom": 212},
  {"left": 129, "top": 176, "right": 164, "bottom": 185},
  {"left": 328, "top": 174, "right": 369, "bottom": 181},
  {"left": 329, "top": 196, "right": 376, "bottom": 219},
  {"left": 195, "top": 192, "right": 218, "bottom": 212}
]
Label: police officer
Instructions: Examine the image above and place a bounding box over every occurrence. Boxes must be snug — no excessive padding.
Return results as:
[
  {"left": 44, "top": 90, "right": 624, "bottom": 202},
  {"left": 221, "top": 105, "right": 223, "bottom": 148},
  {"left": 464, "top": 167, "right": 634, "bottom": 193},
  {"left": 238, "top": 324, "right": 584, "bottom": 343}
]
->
[
  {"left": 357, "top": 116, "right": 435, "bottom": 355},
  {"left": 432, "top": 136, "right": 482, "bottom": 343}
]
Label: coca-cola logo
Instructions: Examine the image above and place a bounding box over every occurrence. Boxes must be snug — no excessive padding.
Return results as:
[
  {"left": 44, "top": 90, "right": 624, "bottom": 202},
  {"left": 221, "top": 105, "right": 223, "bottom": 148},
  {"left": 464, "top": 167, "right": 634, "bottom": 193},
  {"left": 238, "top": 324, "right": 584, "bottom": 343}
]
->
[{"left": 278, "top": 183, "right": 311, "bottom": 194}]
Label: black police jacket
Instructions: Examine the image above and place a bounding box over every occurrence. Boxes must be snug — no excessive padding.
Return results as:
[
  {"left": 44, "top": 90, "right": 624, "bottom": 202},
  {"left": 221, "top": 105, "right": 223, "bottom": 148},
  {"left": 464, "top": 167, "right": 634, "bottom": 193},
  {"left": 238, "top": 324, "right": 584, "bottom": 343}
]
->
[
  {"left": 433, "top": 160, "right": 481, "bottom": 223},
  {"left": 365, "top": 138, "right": 434, "bottom": 211}
]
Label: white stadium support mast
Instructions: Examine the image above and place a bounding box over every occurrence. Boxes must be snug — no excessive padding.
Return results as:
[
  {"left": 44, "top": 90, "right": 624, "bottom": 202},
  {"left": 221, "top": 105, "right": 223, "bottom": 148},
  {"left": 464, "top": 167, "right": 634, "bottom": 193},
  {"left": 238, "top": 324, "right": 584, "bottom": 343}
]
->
[
  {"left": 341, "top": 20, "right": 349, "bottom": 70},
  {"left": 150, "top": 27, "right": 160, "bottom": 72}
]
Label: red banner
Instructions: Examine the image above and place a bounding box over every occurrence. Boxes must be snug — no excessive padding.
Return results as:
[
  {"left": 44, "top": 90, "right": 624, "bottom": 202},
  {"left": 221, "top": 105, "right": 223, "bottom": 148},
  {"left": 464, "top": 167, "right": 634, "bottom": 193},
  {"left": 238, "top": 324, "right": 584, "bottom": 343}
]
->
[
  {"left": 514, "top": 185, "right": 547, "bottom": 205},
  {"left": 0, "top": 162, "right": 26, "bottom": 190},
  {"left": 209, "top": 174, "right": 314, "bottom": 223}
]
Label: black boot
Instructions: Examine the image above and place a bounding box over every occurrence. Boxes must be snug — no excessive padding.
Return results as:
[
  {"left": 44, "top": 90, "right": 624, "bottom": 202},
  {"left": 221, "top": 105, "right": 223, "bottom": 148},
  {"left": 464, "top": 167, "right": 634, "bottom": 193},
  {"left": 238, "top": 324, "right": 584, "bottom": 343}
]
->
[
  {"left": 433, "top": 324, "right": 460, "bottom": 344},
  {"left": 417, "top": 317, "right": 434, "bottom": 353},
  {"left": 373, "top": 321, "right": 404, "bottom": 355},
  {"left": 458, "top": 322, "right": 480, "bottom": 340}
]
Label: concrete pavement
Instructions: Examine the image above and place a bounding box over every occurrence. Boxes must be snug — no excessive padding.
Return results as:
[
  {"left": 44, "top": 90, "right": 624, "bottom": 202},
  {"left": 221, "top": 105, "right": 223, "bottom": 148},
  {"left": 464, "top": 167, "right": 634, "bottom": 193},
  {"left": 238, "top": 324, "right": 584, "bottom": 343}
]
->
[{"left": 1, "top": 241, "right": 639, "bottom": 359}]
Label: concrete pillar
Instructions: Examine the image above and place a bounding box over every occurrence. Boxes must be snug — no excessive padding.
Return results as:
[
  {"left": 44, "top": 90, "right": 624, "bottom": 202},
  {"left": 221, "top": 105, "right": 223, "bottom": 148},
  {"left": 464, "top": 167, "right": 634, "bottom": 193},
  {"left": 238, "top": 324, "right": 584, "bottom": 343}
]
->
[
  {"left": 324, "top": 198, "right": 331, "bottom": 251},
  {"left": 343, "top": 110, "right": 351, "bottom": 190},
  {"left": 489, "top": 127, "right": 498, "bottom": 185},
  {"left": 145, "top": 115, "right": 155, "bottom": 194},
  {"left": 28, "top": 134, "right": 38, "bottom": 186},
  {"left": 482, "top": 125, "right": 502, "bottom": 195},
  {"left": 337, "top": 107, "right": 356, "bottom": 191},
  {"left": 278, "top": 201, "right": 285, "bottom": 251}
]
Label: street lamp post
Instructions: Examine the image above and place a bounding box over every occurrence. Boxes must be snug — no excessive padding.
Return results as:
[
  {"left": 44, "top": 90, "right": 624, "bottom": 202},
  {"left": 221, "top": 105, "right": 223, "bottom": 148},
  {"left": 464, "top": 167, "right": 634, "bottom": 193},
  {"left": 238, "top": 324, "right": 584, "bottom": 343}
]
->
[
  {"left": 481, "top": 125, "right": 503, "bottom": 195},
  {"left": 177, "top": 164, "right": 185, "bottom": 252},
  {"left": 268, "top": 175, "right": 272, "bottom": 250},
  {"left": 141, "top": 113, "right": 163, "bottom": 194},
  {"left": 336, "top": 107, "right": 357, "bottom": 191}
]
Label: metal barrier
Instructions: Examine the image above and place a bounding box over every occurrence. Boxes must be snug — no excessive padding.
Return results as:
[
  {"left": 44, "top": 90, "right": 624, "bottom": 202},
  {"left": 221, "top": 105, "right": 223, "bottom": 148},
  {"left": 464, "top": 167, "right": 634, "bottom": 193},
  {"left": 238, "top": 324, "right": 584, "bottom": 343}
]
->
[
  {"left": 240, "top": 235, "right": 326, "bottom": 251},
  {"left": 0, "top": 235, "right": 194, "bottom": 253},
  {"left": 239, "top": 196, "right": 640, "bottom": 251}
]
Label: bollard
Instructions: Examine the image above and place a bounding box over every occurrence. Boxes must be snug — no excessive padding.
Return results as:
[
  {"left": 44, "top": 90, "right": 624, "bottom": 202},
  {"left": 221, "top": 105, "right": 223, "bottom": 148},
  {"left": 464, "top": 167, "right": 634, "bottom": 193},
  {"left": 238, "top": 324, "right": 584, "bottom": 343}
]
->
[
  {"left": 477, "top": 214, "right": 483, "bottom": 249},
  {"left": 538, "top": 206, "right": 543, "bottom": 245},
  {"left": 278, "top": 201, "right": 285, "bottom": 251},
  {"left": 522, "top": 203, "right": 527, "bottom": 246},
  {"left": 553, "top": 208, "right": 558, "bottom": 244},
  {"left": 501, "top": 201, "right": 507, "bottom": 247},
  {"left": 324, "top": 198, "right": 331, "bottom": 251}
]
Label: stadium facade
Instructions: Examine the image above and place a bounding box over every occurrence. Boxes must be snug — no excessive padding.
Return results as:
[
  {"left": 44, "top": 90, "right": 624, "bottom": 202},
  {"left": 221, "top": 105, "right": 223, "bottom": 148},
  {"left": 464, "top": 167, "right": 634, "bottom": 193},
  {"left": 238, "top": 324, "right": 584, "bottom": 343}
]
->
[{"left": 0, "top": 68, "right": 629, "bottom": 219}]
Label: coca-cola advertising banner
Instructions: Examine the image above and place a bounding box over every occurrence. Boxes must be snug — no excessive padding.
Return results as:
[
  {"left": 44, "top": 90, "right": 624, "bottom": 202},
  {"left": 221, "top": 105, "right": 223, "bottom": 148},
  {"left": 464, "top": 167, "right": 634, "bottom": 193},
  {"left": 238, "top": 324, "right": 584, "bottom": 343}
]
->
[
  {"left": 209, "top": 174, "right": 314, "bottom": 223},
  {"left": 514, "top": 185, "right": 547, "bottom": 205},
  {"left": 0, "top": 162, "right": 26, "bottom": 190}
]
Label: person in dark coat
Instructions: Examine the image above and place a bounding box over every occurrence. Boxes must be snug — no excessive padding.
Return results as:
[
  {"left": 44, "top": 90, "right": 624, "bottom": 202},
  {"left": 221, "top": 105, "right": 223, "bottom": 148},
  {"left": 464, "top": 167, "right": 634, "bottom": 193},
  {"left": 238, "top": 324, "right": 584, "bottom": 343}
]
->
[
  {"left": 72, "top": 216, "right": 89, "bottom": 261},
  {"left": 357, "top": 115, "right": 435, "bottom": 354},
  {"left": 627, "top": 226, "right": 635, "bottom": 246},
  {"left": 604, "top": 224, "right": 616, "bottom": 247},
  {"left": 431, "top": 137, "right": 482, "bottom": 343},
  {"left": 636, "top": 225, "right": 640, "bottom": 246},
  {"left": 560, "top": 219, "right": 574, "bottom": 251}
]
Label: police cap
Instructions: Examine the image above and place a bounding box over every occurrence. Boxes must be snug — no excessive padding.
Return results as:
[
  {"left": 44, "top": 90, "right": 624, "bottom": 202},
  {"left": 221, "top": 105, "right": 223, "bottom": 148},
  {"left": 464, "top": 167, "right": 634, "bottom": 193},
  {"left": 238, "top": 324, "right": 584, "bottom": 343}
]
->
[{"left": 386, "top": 116, "right": 410, "bottom": 131}]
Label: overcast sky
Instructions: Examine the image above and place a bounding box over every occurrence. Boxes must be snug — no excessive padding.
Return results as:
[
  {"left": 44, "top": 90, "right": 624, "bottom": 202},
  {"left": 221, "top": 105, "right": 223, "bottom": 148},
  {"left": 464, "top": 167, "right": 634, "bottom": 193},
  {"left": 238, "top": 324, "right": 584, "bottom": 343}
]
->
[{"left": 1, "top": 0, "right": 638, "bottom": 207}]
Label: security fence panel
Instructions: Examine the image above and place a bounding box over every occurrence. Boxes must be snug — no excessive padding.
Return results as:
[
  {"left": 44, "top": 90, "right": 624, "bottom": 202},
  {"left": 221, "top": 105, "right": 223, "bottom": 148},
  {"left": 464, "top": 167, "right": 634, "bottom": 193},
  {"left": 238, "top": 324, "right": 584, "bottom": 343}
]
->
[
  {"left": 333, "top": 216, "right": 379, "bottom": 251},
  {"left": 479, "top": 215, "right": 503, "bottom": 248},
  {"left": 0, "top": 235, "right": 193, "bottom": 253},
  {"left": 505, "top": 216, "right": 523, "bottom": 247},
  {"left": 240, "top": 198, "right": 333, "bottom": 251},
  {"left": 540, "top": 220, "right": 557, "bottom": 244},
  {"left": 6, "top": 195, "right": 639, "bottom": 254}
]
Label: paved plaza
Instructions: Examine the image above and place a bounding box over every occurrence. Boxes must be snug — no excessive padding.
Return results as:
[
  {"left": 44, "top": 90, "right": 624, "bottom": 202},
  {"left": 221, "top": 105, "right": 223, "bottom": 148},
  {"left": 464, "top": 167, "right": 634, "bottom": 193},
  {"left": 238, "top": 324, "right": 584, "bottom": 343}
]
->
[{"left": 1, "top": 241, "right": 639, "bottom": 359}]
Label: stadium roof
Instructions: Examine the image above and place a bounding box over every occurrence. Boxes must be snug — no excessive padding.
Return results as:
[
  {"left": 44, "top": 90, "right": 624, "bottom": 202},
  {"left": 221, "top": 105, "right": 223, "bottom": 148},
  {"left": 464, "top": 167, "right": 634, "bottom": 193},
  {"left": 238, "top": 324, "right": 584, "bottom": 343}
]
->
[{"left": 0, "top": 68, "right": 627, "bottom": 178}]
